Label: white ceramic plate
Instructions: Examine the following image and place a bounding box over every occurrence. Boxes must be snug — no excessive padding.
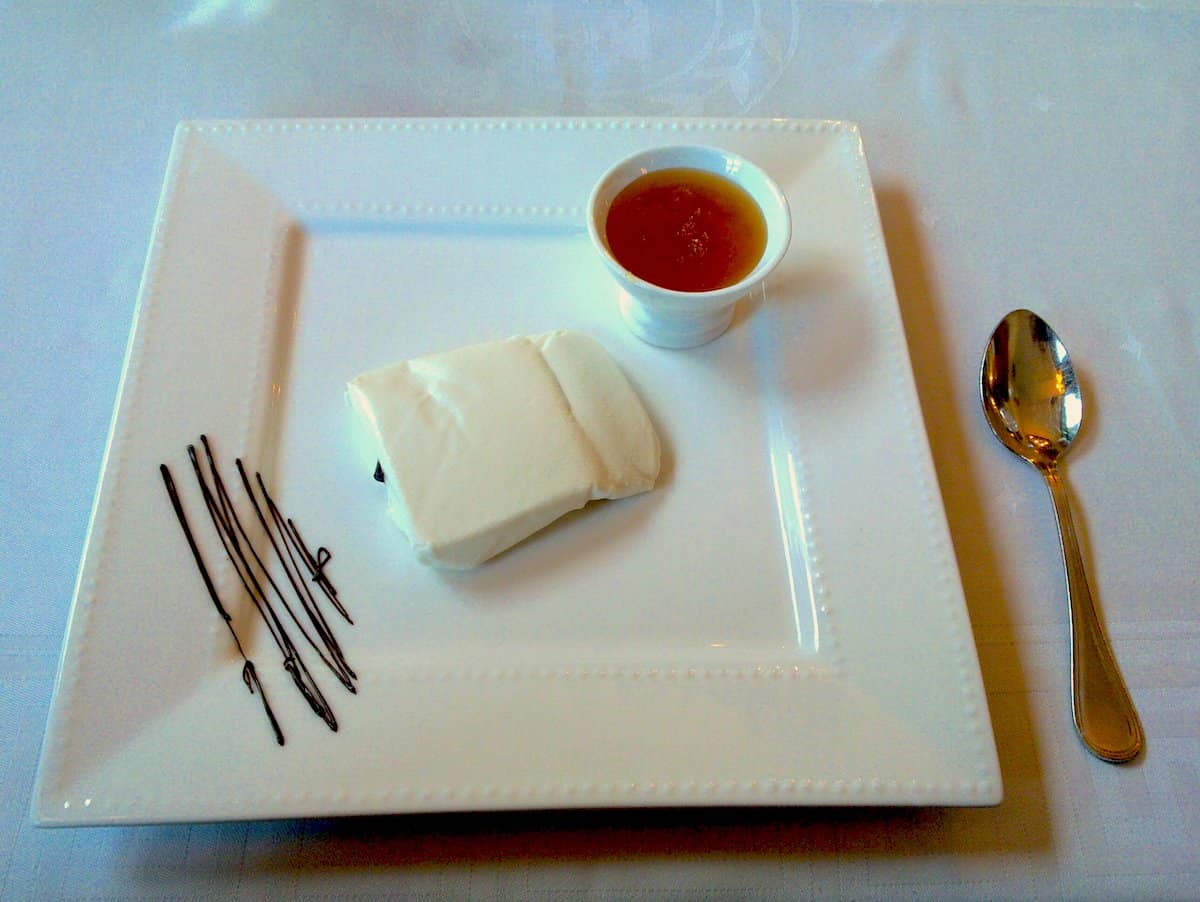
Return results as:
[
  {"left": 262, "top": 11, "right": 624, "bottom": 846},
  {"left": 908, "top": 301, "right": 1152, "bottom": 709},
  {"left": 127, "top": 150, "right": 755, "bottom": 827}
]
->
[{"left": 34, "top": 118, "right": 1001, "bottom": 825}]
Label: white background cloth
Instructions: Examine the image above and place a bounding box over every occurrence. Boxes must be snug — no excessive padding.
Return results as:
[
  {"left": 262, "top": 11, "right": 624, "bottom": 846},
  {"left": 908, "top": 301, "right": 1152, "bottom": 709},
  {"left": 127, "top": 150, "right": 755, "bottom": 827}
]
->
[{"left": 2, "top": 2, "right": 1197, "bottom": 898}]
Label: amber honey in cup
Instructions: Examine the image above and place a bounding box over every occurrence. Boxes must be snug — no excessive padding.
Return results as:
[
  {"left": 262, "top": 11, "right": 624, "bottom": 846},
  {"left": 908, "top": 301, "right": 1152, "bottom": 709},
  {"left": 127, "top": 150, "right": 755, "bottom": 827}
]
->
[
  {"left": 603, "top": 168, "right": 768, "bottom": 292},
  {"left": 588, "top": 145, "right": 791, "bottom": 349}
]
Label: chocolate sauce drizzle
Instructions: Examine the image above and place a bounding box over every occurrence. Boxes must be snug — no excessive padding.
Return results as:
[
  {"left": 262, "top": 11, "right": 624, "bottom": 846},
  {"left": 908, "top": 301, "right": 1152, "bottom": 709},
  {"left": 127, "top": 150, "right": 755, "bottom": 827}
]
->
[{"left": 159, "top": 435, "right": 356, "bottom": 745}]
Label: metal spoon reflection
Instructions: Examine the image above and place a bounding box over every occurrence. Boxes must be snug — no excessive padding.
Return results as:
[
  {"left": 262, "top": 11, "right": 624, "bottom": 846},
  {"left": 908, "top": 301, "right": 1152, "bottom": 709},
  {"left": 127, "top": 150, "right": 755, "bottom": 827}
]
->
[{"left": 981, "top": 308, "right": 1143, "bottom": 763}]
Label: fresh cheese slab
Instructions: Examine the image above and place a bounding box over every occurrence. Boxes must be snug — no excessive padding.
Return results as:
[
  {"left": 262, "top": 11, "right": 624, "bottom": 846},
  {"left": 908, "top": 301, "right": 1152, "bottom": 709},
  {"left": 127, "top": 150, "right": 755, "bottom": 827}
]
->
[{"left": 346, "top": 330, "right": 660, "bottom": 568}]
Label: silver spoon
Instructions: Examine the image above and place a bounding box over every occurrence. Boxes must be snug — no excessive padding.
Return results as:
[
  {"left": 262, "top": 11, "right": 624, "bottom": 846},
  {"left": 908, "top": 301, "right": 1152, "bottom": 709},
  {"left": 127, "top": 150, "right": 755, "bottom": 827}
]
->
[{"left": 981, "top": 308, "right": 1143, "bottom": 763}]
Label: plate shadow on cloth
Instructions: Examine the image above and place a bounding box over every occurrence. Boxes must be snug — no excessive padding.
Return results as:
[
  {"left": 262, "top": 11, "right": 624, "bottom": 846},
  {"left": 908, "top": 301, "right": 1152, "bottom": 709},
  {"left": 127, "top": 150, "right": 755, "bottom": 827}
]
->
[{"left": 124, "top": 801, "right": 1054, "bottom": 889}]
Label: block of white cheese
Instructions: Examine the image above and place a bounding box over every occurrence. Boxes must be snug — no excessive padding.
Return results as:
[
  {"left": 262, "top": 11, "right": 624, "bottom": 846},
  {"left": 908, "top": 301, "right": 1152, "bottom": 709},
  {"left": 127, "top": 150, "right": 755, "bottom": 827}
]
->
[{"left": 346, "top": 330, "right": 660, "bottom": 568}]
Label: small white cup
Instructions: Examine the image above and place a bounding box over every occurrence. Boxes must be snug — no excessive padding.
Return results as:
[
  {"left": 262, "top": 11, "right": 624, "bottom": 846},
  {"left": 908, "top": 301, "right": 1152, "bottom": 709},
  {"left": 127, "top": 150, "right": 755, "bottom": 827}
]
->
[{"left": 587, "top": 145, "right": 791, "bottom": 349}]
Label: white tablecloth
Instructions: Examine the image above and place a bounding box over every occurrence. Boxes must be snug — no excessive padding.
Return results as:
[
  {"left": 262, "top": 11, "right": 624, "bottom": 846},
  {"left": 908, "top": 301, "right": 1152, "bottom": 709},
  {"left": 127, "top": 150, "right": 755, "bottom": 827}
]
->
[{"left": 2, "top": 3, "right": 1197, "bottom": 898}]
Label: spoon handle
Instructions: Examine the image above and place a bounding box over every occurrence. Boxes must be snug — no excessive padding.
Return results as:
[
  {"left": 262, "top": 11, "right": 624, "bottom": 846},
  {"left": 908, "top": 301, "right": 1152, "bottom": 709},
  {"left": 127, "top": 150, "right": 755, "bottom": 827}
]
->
[{"left": 1041, "top": 463, "right": 1144, "bottom": 762}]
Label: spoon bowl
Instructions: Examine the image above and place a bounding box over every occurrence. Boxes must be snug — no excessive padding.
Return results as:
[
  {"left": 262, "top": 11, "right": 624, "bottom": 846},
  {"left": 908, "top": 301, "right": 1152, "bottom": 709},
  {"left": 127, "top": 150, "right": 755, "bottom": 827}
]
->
[
  {"left": 981, "top": 309, "right": 1143, "bottom": 763},
  {"left": 982, "top": 311, "right": 1082, "bottom": 465}
]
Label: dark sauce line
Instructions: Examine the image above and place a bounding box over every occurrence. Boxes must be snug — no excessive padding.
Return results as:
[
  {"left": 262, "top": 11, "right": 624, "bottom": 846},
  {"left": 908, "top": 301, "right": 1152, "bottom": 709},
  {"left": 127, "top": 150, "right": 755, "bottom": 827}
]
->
[
  {"left": 187, "top": 438, "right": 342, "bottom": 731},
  {"left": 286, "top": 518, "right": 349, "bottom": 622},
  {"left": 259, "top": 475, "right": 352, "bottom": 626},
  {"left": 186, "top": 445, "right": 319, "bottom": 702},
  {"left": 235, "top": 458, "right": 357, "bottom": 690},
  {"left": 159, "top": 464, "right": 286, "bottom": 746}
]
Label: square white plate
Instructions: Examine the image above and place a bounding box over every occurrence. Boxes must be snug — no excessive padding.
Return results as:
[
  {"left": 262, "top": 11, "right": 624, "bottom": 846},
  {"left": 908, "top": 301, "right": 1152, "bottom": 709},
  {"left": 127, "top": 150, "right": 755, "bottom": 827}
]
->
[{"left": 34, "top": 118, "right": 1001, "bottom": 825}]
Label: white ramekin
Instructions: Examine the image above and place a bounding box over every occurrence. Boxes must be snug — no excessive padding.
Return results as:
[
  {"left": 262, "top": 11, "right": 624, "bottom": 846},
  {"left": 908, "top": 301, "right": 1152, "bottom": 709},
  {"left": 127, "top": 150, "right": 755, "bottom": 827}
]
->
[{"left": 587, "top": 145, "right": 791, "bottom": 349}]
